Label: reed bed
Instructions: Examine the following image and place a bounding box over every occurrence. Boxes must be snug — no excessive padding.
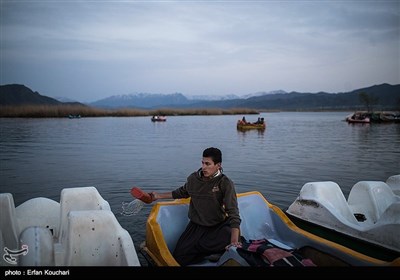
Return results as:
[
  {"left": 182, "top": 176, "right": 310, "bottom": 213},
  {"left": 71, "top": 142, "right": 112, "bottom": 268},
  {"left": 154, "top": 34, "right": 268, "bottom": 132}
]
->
[{"left": 0, "top": 105, "right": 260, "bottom": 118}]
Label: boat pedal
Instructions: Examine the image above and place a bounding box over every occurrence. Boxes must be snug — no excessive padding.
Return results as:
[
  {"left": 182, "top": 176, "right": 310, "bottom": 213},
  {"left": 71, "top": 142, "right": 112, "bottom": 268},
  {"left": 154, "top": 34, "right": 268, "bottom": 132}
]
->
[{"left": 205, "top": 253, "right": 222, "bottom": 262}]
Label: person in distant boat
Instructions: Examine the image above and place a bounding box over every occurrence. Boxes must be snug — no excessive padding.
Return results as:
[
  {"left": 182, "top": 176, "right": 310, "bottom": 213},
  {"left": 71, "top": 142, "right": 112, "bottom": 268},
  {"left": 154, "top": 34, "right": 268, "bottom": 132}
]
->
[
  {"left": 149, "top": 147, "right": 242, "bottom": 266},
  {"left": 253, "top": 117, "right": 264, "bottom": 124},
  {"left": 242, "top": 116, "right": 247, "bottom": 124}
]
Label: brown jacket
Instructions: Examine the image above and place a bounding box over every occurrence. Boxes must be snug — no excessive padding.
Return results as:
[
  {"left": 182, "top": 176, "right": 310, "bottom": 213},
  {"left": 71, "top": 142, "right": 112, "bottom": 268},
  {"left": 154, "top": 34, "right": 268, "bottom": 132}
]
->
[{"left": 172, "top": 169, "right": 241, "bottom": 229}]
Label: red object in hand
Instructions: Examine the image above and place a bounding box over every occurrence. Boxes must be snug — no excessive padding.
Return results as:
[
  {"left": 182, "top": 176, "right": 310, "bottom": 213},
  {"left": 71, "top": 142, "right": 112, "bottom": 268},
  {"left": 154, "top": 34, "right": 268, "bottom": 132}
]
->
[{"left": 130, "top": 187, "right": 154, "bottom": 204}]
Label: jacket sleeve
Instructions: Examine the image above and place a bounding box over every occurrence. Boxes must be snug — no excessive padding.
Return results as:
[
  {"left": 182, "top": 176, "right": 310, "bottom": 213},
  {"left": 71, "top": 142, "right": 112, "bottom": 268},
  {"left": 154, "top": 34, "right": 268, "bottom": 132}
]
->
[
  {"left": 171, "top": 182, "right": 190, "bottom": 199},
  {"left": 222, "top": 177, "right": 241, "bottom": 229}
]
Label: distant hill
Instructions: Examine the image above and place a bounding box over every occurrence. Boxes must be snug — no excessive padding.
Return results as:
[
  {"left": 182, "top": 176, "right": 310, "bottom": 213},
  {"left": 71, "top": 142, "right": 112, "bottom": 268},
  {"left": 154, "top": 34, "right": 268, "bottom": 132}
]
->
[
  {"left": 0, "top": 84, "right": 85, "bottom": 106},
  {"left": 178, "top": 84, "right": 400, "bottom": 111},
  {"left": 1, "top": 83, "right": 399, "bottom": 111},
  {"left": 89, "top": 92, "right": 197, "bottom": 109},
  {"left": 0, "top": 84, "right": 61, "bottom": 106},
  {"left": 236, "top": 84, "right": 400, "bottom": 110},
  {"left": 89, "top": 84, "right": 399, "bottom": 110}
]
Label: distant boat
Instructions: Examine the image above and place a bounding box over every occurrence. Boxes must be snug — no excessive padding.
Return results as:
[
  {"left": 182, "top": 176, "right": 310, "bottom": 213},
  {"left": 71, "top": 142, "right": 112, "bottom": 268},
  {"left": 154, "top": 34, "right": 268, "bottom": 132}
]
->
[
  {"left": 347, "top": 117, "right": 370, "bottom": 124},
  {"left": 151, "top": 115, "right": 167, "bottom": 122},
  {"left": 236, "top": 119, "right": 265, "bottom": 130},
  {"left": 345, "top": 113, "right": 370, "bottom": 124},
  {"left": 345, "top": 111, "right": 400, "bottom": 124},
  {"left": 68, "top": 114, "right": 81, "bottom": 119}
]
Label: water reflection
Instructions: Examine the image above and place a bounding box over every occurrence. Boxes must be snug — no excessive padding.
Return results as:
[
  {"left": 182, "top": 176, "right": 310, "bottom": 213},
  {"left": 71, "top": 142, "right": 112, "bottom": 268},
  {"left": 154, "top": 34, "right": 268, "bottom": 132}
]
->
[
  {"left": 237, "top": 127, "right": 265, "bottom": 135},
  {"left": 236, "top": 127, "right": 266, "bottom": 145}
]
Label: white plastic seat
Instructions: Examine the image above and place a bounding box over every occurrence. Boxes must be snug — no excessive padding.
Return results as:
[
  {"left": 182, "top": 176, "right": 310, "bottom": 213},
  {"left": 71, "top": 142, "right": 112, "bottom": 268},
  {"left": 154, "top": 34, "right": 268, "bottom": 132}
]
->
[
  {"left": 58, "top": 187, "right": 111, "bottom": 242},
  {"left": 15, "top": 197, "right": 60, "bottom": 238},
  {"left": 19, "top": 227, "right": 54, "bottom": 266},
  {"left": 287, "top": 181, "right": 359, "bottom": 225},
  {"left": 0, "top": 193, "right": 19, "bottom": 258},
  {"left": 386, "top": 175, "right": 400, "bottom": 196},
  {"left": 377, "top": 202, "right": 400, "bottom": 224},
  {"left": 54, "top": 187, "right": 140, "bottom": 266},
  {"left": 363, "top": 202, "right": 400, "bottom": 252},
  {"left": 62, "top": 210, "right": 140, "bottom": 266},
  {"left": 348, "top": 181, "right": 398, "bottom": 224}
]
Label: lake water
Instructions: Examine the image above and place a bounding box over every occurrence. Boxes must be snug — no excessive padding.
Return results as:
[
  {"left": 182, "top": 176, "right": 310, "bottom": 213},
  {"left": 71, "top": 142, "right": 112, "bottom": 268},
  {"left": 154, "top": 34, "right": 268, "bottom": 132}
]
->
[{"left": 1, "top": 112, "right": 399, "bottom": 265}]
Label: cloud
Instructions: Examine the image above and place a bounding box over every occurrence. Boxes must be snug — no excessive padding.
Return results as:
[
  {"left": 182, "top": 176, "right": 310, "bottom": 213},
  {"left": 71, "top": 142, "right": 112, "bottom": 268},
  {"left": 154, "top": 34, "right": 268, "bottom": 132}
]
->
[{"left": 1, "top": 0, "right": 399, "bottom": 102}]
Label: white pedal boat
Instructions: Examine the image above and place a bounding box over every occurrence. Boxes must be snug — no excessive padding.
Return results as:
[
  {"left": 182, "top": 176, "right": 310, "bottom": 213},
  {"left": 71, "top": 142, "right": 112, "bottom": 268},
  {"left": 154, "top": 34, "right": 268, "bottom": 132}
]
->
[
  {"left": 286, "top": 175, "right": 400, "bottom": 254},
  {"left": 0, "top": 186, "right": 140, "bottom": 266}
]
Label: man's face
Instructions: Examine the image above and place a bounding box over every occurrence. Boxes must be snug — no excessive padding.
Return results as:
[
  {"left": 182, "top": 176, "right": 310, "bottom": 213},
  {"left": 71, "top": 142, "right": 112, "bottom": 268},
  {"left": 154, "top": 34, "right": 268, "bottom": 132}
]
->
[{"left": 201, "top": 156, "right": 220, "bottom": 178}]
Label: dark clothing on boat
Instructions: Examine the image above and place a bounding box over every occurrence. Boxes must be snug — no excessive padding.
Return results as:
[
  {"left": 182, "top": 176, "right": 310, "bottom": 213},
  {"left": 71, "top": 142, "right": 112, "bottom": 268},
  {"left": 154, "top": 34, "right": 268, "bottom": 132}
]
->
[
  {"left": 172, "top": 219, "right": 232, "bottom": 266},
  {"left": 236, "top": 238, "right": 316, "bottom": 267},
  {"left": 171, "top": 168, "right": 241, "bottom": 266}
]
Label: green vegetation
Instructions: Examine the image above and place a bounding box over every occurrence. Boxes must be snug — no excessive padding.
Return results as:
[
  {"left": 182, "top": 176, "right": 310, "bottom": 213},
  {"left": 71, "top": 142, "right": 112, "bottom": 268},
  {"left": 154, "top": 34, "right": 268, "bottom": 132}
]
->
[{"left": 0, "top": 104, "right": 261, "bottom": 118}]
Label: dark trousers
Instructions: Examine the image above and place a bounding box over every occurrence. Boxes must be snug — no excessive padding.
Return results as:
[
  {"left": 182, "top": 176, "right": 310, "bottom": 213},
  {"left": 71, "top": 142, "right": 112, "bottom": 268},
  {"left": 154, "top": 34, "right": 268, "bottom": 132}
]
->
[{"left": 172, "top": 219, "right": 231, "bottom": 266}]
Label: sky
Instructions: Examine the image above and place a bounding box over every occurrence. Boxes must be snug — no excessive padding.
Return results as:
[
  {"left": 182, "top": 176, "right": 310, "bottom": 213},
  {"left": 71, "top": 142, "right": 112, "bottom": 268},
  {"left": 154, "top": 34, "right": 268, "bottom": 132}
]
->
[{"left": 1, "top": 0, "right": 399, "bottom": 102}]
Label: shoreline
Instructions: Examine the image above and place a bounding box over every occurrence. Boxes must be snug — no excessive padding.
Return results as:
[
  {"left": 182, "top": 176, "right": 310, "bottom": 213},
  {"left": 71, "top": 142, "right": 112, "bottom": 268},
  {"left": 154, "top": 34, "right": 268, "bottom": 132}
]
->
[{"left": 1, "top": 104, "right": 398, "bottom": 118}]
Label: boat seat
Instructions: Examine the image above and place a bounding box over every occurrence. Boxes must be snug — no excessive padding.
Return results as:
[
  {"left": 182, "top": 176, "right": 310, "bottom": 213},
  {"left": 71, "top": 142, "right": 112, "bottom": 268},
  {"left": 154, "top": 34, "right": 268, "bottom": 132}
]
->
[
  {"left": 365, "top": 202, "right": 400, "bottom": 252},
  {"left": 0, "top": 193, "right": 19, "bottom": 261},
  {"left": 157, "top": 194, "right": 281, "bottom": 255},
  {"left": 348, "top": 181, "right": 399, "bottom": 224},
  {"left": 58, "top": 186, "right": 111, "bottom": 242},
  {"left": 15, "top": 197, "right": 60, "bottom": 239},
  {"left": 386, "top": 175, "right": 400, "bottom": 196},
  {"left": 287, "top": 181, "right": 359, "bottom": 225},
  {"left": 238, "top": 193, "right": 297, "bottom": 249},
  {"left": 18, "top": 226, "right": 54, "bottom": 266},
  {"left": 238, "top": 193, "right": 275, "bottom": 241},
  {"left": 377, "top": 201, "right": 400, "bottom": 224},
  {"left": 60, "top": 210, "right": 140, "bottom": 266},
  {"left": 157, "top": 204, "right": 189, "bottom": 253}
]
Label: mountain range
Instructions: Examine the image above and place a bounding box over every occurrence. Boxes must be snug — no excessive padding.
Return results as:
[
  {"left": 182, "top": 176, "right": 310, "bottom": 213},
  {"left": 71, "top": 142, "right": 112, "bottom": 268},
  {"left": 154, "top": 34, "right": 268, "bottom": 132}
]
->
[{"left": 1, "top": 83, "right": 399, "bottom": 111}]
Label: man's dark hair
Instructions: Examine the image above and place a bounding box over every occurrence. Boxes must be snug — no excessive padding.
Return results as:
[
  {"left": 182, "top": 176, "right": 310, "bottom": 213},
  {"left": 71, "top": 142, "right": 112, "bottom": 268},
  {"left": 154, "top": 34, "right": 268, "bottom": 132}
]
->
[{"left": 203, "top": 147, "right": 222, "bottom": 164}]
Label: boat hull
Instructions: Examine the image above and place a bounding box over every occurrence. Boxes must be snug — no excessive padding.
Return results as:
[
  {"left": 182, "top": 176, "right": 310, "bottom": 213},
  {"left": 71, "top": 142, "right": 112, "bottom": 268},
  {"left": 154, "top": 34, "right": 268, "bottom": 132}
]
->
[
  {"left": 236, "top": 122, "right": 266, "bottom": 130},
  {"left": 287, "top": 214, "right": 400, "bottom": 262},
  {"left": 151, "top": 116, "right": 167, "bottom": 122}
]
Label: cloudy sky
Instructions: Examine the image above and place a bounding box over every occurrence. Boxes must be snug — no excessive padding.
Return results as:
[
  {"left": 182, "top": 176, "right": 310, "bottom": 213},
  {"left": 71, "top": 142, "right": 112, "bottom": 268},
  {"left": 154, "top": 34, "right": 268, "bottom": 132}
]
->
[{"left": 1, "top": 0, "right": 399, "bottom": 102}]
